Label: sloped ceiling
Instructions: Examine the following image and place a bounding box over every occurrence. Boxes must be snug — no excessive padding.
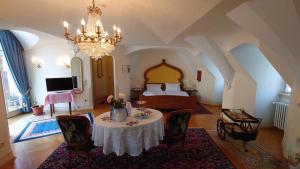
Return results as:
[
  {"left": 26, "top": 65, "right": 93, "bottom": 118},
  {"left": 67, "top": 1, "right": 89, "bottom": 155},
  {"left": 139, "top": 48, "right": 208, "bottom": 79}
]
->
[{"left": 0, "top": 0, "right": 247, "bottom": 46}]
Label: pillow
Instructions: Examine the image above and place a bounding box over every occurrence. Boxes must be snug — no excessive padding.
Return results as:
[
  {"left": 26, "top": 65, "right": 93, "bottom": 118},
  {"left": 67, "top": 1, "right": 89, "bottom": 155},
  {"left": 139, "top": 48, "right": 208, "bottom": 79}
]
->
[
  {"left": 165, "top": 83, "right": 181, "bottom": 91},
  {"left": 146, "top": 84, "right": 162, "bottom": 92}
]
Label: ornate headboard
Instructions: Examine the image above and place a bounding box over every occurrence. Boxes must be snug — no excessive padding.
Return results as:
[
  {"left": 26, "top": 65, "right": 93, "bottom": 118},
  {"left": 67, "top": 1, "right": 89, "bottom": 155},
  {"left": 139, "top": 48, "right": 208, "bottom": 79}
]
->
[{"left": 144, "top": 59, "right": 184, "bottom": 90}]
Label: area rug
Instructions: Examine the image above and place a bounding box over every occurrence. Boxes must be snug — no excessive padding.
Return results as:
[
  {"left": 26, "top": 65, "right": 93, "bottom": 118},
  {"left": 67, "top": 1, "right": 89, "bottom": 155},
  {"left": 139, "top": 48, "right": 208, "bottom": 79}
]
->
[
  {"left": 14, "top": 112, "right": 94, "bottom": 143},
  {"left": 38, "top": 128, "right": 235, "bottom": 169}
]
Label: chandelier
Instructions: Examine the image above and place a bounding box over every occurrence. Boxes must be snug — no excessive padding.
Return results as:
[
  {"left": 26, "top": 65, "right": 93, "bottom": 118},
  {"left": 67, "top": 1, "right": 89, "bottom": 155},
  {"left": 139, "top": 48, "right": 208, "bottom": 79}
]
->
[{"left": 63, "top": 0, "right": 122, "bottom": 59}]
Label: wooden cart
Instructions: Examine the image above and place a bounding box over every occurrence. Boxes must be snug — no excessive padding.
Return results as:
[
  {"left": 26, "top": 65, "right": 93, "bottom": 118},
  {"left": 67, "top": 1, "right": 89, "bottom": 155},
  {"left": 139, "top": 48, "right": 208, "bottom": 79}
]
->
[{"left": 217, "top": 109, "right": 262, "bottom": 151}]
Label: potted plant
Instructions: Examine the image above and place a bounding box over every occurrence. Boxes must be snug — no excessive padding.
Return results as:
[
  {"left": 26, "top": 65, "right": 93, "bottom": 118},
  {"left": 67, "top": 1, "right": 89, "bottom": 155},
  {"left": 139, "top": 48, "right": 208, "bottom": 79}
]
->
[
  {"left": 107, "top": 93, "right": 128, "bottom": 122},
  {"left": 31, "top": 102, "right": 44, "bottom": 116}
]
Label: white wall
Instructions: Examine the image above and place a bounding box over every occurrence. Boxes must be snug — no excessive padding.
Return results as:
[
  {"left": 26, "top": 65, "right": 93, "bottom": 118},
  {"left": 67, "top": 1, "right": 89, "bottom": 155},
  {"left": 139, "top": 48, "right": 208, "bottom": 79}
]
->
[
  {"left": 25, "top": 36, "right": 93, "bottom": 111},
  {"left": 129, "top": 49, "right": 194, "bottom": 88},
  {"left": 196, "top": 67, "right": 217, "bottom": 104},
  {"left": 231, "top": 44, "right": 285, "bottom": 125},
  {"left": 227, "top": 0, "right": 300, "bottom": 156},
  {"left": 112, "top": 47, "right": 131, "bottom": 100},
  {"left": 222, "top": 72, "right": 256, "bottom": 114},
  {"left": 199, "top": 54, "right": 224, "bottom": 104}
]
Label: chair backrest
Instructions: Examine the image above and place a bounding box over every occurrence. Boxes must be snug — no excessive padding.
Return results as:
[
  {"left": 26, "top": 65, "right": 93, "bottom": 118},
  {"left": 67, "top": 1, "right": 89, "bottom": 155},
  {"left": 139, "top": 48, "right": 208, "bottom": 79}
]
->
[
  {"left": 165, "top": 109, "right": 192, "bottom": 144},
  {"left": 56, "top": 115, "right": 91, "bottom": 147}
]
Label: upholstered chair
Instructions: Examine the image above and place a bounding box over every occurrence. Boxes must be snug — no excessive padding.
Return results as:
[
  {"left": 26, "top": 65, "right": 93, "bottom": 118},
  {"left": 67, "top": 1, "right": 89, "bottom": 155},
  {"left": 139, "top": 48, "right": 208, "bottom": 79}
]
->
[
  {"left": 56, "top": 115, "right": 96, "bottom": 166},
  {"left": 164, "top": 109, "right": 192, "bottom": 146}
]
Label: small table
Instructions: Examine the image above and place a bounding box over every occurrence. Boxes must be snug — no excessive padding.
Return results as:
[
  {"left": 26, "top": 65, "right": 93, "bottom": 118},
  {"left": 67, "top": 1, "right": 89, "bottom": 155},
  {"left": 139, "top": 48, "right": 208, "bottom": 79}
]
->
[
  {"left": 44, "top": 91, "right": 74, "bottom": 117},
  {"left": 92, "top": 108, "right": 164, "bottom": 156}
]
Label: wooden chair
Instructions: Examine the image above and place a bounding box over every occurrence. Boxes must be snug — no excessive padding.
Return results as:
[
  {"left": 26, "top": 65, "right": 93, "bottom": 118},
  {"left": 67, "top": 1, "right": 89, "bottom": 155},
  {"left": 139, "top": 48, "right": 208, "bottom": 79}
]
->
[
  {"left": 56, "top": 115, "right": 96, "bottom": 166},
  {"left": 164, "top": 109, "right": 192, "bottom": 146}
]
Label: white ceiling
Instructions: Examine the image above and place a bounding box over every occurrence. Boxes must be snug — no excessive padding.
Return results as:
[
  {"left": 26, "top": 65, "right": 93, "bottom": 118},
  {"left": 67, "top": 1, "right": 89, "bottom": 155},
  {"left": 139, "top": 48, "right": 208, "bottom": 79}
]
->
[{"left": 0, "top": 0, "right": 249, "bottom": 47}]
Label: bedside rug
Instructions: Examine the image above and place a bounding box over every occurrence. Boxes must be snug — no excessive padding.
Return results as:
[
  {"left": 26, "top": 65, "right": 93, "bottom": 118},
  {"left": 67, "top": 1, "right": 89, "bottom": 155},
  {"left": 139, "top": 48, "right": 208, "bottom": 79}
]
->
[{"left": 14, "top": 112, "right": 94, "bottom": 143}]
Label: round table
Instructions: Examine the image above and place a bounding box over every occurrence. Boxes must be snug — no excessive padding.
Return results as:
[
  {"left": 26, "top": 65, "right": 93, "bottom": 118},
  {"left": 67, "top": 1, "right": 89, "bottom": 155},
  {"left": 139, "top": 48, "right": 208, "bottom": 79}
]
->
[{"left": 92, "top": 108, "right": 164, "bottom": 156}]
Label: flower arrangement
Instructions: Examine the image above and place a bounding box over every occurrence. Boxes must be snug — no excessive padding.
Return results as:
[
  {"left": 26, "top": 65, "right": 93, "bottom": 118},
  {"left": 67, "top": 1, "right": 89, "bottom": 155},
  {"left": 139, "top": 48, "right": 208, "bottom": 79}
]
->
[{"left": 107, "top": 93, "right": 126, "bottom": 109}]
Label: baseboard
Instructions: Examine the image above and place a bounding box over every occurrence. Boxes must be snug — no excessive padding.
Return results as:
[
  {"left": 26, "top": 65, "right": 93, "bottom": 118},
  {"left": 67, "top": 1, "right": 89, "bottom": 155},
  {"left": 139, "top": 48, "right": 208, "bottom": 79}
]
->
[
  {"left": 0, "top": 151, "right": 14, "bottom": 167},
  {"left": 199, "top": 100, "right": 222, "bottom": 106},
  {"left": 260, "top": 122, "right": 274, "bottom": 127}
]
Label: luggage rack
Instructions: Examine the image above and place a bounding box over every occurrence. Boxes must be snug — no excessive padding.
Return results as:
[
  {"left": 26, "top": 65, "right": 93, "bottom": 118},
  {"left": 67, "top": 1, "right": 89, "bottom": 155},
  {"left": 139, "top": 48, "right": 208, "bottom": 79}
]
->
[{"left": 217, "top": 109, "right": 262, "bottom": 152}]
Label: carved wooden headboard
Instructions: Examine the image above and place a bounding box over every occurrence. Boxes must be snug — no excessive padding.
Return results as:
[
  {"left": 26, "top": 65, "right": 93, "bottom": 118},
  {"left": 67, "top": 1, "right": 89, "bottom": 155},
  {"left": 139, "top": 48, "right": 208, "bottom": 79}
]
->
[{"left": 144, "top": 59, "right": 184, "bottom": 89}]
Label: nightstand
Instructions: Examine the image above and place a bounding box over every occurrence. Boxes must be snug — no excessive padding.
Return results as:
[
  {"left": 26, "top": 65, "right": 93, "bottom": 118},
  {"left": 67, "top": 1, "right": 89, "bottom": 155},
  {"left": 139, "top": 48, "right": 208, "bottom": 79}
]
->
[
  {"left": 184, "top": 88, "right": 198, "bottom": 96},
  {"left": 131, "top": 88, "right": 143, "bottom": 100}
]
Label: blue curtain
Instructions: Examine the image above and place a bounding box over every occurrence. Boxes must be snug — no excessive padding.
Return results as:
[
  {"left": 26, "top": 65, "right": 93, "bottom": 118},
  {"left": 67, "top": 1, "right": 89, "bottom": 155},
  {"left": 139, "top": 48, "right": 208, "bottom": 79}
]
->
[{"left": 0, "top": 30, "right": 31, "bottom": 113}]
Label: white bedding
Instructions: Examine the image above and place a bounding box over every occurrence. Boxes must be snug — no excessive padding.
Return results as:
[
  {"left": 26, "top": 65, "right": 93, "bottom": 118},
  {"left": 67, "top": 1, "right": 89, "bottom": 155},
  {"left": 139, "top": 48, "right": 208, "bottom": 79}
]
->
[
  {"left": 165, "top": 91, "right": 189, "bottom": 96},
  {"left": 143, "top": 90, "right": 189, "bottom": 97},
  {"left": 143, "top": 91, "right": 165, "bottom": 96}
]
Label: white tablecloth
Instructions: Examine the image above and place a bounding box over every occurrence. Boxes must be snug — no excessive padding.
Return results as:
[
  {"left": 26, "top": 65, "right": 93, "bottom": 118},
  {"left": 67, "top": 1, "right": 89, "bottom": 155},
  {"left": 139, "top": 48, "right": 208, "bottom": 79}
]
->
[{"left": 92, "top": 108, "right": 164, "bottom": 156}]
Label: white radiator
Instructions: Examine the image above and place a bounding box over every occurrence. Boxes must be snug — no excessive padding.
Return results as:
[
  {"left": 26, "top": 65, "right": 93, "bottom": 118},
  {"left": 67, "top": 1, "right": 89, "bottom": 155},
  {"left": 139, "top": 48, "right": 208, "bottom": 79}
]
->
[{"left": 273, "top": 102, "right": 288, "bottom": 130}]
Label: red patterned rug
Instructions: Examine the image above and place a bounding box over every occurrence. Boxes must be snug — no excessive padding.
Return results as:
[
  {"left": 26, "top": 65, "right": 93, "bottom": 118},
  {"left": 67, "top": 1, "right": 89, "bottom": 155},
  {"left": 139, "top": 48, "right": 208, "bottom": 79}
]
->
[{"left": 38, "top": 128, "right": 235, "bottom": 169}]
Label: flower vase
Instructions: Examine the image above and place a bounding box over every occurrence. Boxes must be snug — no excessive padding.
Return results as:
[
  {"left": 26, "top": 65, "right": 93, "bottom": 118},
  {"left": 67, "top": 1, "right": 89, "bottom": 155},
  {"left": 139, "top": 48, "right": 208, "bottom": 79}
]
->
[{"left": 110, "top": 107, "right": 127, "bottom": 122}]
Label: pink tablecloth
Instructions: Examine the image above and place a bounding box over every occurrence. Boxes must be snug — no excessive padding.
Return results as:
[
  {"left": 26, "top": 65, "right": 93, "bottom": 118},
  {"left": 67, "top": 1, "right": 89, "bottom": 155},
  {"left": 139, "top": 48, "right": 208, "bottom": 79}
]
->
[{"left": 44, "top": 91, "right": 74, "bottom": 106}]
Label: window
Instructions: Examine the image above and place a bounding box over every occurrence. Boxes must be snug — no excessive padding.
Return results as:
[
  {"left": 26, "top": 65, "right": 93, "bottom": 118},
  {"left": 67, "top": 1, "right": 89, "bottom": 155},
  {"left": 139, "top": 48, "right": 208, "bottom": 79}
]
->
[{"left": 0, "top": 43, "right": 22, "bottom": 113}]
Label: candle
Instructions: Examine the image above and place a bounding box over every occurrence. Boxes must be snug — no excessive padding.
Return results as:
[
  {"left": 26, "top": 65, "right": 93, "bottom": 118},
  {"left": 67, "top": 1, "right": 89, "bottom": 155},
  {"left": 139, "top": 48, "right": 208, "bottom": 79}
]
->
[
  {"left": 117, "top": 27, "right": 121, "bottom": 37},
  {"left": 77, "top": 29, "right": 82, "bottom": 35},
  {"left": 81, "top": 19, "right": 85, "bottom": 32},
  {"left": 63, "top": 21, "right": 69, "bottom": 33},
  {"left": 96, "top": 20, "right": 100, "bottom": 34}
]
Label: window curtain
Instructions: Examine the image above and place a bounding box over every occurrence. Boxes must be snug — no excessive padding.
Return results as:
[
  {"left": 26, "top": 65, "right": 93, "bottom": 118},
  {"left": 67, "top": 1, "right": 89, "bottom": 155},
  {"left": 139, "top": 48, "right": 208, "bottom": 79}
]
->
[{"left": 0, "top": 30, "right": 31, "bottom": 113}]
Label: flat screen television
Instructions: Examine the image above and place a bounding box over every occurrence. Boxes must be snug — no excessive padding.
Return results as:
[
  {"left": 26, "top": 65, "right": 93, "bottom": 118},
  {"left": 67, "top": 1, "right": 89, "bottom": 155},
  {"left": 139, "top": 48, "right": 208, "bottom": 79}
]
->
[{"left": 46, "top": 77, "right": 74, "bottom": 92}]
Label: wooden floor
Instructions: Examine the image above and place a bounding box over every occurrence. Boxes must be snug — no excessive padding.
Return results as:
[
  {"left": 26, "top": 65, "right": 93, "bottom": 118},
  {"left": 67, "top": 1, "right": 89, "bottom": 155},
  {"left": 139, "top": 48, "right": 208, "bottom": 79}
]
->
[{"left": 2, "top": 104, "right": 287, "bottom": 169}]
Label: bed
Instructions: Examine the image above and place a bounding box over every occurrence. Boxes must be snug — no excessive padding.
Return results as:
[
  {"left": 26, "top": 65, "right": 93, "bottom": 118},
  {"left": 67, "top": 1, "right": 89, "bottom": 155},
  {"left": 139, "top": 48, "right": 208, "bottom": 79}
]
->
[{"left": 139, "top": 59, "right": 198, "bottom": 110}]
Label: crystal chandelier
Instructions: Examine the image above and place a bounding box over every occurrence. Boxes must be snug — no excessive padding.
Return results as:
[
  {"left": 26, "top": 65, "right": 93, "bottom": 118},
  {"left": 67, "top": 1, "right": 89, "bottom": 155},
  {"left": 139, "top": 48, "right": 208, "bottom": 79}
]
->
[{"left": 63, "top": 0, "right": 122, "bottom": 59}]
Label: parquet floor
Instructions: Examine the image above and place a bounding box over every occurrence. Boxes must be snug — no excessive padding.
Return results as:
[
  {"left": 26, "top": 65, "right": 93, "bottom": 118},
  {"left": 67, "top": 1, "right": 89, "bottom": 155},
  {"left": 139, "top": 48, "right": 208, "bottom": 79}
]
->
[{"left": 1, "top": 104, "right": 288, "bottom": 169}]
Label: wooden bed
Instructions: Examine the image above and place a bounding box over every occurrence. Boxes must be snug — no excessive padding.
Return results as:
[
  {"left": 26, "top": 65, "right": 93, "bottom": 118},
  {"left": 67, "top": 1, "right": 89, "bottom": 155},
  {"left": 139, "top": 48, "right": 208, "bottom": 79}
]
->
[{"left": 139, "top": 59, "right": 198, "bottom": 110}]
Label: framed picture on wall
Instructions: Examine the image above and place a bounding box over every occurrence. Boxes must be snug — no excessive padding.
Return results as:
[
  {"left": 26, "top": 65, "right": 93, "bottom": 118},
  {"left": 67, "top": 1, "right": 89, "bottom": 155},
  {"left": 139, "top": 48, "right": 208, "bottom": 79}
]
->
[
  {"left": 197, "top": 70, "right": 202, "bottom": 82},
  {"left": 122, "top": 65, "right": 130, "bottom": 74}
]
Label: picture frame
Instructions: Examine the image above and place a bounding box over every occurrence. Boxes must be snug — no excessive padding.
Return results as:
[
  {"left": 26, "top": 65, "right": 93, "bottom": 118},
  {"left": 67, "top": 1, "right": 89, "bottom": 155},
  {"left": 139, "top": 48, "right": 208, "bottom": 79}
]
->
[
  {"left": 122, "top": 65, "right": 130, "bottom": 74},
  {"left": 197, "top": 70, "right": 202, "bottom": 82}
]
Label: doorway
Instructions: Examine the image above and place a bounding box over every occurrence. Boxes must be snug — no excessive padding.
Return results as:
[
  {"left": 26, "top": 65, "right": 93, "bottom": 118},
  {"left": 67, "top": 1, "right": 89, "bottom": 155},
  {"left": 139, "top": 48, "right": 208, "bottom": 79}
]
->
[{"left": 91, "top": 55, "right": 114, "bottom": 104}]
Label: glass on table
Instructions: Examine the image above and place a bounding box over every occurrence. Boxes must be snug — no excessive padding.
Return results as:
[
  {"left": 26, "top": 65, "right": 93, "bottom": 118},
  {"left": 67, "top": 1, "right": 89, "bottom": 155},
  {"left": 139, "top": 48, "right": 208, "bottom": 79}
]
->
[{"left": 136, "top": 100, "right": 146, "bottom": 112}]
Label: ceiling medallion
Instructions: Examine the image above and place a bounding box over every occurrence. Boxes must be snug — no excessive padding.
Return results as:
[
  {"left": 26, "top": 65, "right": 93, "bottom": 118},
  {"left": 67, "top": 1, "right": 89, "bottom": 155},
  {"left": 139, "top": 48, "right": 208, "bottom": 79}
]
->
[{"left": 63, "top": 0, "right": 122, "bottom": 59}]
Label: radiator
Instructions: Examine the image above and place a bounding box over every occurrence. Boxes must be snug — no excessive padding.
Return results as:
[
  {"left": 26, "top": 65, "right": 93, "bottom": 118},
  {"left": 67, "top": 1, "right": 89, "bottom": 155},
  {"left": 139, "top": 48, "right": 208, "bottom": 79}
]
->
[{"left": 273, "top": 102, "right": 288, "bottom": 130}]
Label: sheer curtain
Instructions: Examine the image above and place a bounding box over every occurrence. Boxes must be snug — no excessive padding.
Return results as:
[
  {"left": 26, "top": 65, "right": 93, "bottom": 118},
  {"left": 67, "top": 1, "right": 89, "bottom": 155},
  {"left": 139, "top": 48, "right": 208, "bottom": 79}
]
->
[{"left": 0, "top": 30, "right": 31, "bottom": 113}]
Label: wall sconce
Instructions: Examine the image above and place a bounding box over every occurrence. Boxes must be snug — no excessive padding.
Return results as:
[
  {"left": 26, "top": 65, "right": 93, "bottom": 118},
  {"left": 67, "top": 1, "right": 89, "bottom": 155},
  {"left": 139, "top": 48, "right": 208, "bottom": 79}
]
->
[
  {"left": 57, "top": 56, "right": 71, "bottom": 68},
  {"left": 31, "top": 57, "right": 44, "bottom": 68}
]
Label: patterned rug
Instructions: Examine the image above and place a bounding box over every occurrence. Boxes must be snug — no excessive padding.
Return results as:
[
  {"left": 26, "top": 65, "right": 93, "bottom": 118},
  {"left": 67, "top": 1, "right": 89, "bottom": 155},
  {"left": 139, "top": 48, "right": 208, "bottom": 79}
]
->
[
  {"left": 14, "top": 112, "right": 94, "bottom": 143},
  {"left": 38, "top": 128, "right": 235, "bottom": 169}
]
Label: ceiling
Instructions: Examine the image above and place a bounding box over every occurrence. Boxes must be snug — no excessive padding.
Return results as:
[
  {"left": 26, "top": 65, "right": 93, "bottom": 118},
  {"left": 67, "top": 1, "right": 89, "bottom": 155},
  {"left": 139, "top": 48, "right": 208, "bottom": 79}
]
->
[{"left": 0, "top": 0, "right": 248, "bottom": 47}]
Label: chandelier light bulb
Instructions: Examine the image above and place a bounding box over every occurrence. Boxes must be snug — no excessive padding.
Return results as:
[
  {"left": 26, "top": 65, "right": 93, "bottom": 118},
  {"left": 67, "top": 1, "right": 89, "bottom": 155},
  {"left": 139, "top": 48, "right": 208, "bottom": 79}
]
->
[
  {"left": 63, "top": 21, "right": 69, "bottom": 28},
  {"left": 113, "top": 25, "right": 117, "bottom": 31},
  {"left": 77, "top": 29, "right": 82, "bottom": 35},
  {"left": 81, "top": 19, "right": 86, "bottom": 26},
  {"left": 96, "top": 20, "right": 101, "bottom": 26},
  {"left": 117, "top": 27, "right": 121, "bottom": 33}
]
